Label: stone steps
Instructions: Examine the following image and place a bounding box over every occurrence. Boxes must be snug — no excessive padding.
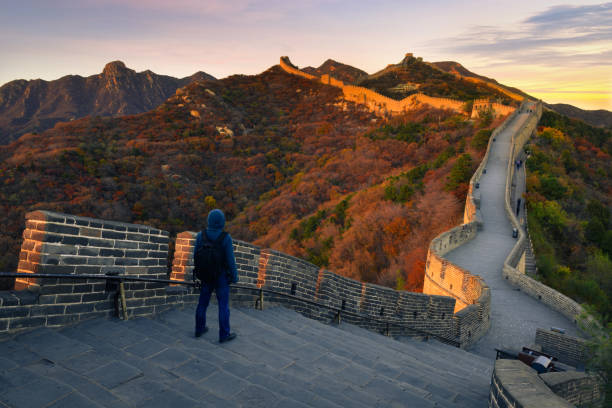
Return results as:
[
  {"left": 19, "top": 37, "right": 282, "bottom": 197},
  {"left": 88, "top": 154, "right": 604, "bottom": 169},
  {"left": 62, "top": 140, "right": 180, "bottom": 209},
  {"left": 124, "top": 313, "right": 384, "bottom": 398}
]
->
[{"left": 0, "top": 305, "right": 493, "bottom": 407}]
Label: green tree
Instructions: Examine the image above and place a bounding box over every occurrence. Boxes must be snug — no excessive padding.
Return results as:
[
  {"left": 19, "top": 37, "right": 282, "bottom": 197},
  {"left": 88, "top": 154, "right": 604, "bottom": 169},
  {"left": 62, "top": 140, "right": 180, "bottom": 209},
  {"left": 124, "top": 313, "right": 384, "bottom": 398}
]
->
[{"left": 445, "top": 154, "right": 473, "bottom": 191}]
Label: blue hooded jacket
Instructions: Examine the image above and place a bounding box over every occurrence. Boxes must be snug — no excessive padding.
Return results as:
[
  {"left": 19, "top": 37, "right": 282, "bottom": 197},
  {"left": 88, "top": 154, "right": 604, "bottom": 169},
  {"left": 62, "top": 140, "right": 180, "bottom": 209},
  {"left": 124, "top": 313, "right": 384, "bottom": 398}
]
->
[{"left": 193, "top": 209, "right": 238, "bottom": 284}]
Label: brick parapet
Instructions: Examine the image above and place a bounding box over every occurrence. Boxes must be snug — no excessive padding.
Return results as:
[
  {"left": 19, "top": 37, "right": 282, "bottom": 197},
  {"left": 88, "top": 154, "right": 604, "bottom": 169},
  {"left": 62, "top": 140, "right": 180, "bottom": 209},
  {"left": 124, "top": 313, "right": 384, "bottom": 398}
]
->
[
  {"left": 535, "top": 328, "right": 588, "bottom": 368},
  {"left": 19, "top": 210, "right": 170, "bottom": 281},
  {"left": 489, "top": 359, "right": 574, "bottom": 408},
  {"left": 6, "top": 212, "right": 467, "bottom": 345},
  {"left": 540, "top": 371, "right": 605, "bottom": 408}
]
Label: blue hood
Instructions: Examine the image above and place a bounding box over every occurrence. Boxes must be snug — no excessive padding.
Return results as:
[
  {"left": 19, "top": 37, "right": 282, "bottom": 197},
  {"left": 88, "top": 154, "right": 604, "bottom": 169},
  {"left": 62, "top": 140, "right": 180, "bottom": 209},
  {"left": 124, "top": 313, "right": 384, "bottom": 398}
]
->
[{"left": 207, "top": 209, "right": 225, "bottom": 230}]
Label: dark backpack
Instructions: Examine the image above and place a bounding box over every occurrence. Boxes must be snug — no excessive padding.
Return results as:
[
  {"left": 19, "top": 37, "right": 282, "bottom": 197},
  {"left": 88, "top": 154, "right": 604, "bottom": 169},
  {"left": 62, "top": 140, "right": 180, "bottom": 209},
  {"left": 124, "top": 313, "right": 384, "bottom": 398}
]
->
[{"left": 193, "top": 231, "right": 227, "bottom": 287}]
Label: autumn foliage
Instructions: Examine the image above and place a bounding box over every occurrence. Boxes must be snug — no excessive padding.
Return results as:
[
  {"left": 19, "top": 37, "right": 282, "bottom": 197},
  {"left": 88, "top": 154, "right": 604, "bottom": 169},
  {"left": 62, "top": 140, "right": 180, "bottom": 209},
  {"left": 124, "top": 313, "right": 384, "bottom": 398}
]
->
[{"left": 0, "top": 65, "right": 501, "bottom": 291}]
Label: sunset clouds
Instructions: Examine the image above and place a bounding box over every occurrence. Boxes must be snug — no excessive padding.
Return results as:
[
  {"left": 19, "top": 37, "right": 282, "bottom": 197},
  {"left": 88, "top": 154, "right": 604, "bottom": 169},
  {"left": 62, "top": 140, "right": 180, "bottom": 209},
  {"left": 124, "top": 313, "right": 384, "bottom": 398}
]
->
[{"left": 430, "top": 3, "right": 612, "bottom": 109}]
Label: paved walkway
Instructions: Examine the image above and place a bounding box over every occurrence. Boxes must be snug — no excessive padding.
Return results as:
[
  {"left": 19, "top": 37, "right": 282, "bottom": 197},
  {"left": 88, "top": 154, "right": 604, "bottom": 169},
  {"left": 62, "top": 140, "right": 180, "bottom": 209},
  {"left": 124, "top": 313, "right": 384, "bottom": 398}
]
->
[
  {"left": 0, "top": 305, "right": 492, "bottom": 408},
  {"left": 445, "top": 110, "right": 581, "bottom": 359}
]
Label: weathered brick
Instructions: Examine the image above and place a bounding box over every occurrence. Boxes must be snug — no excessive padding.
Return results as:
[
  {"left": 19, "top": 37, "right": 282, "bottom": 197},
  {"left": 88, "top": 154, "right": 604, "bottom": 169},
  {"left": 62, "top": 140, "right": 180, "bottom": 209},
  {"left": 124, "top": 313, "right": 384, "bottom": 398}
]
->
[
  {"left": 56, "top": 294, "right": 83, "bottom": 303},
  {"left": 46, "top": 314, "right": 80, "bottom": 326},
  {"left": 78, "top": 247, "right": 99, "bottom": 256},
  {"left": 44, "top": 244, "right": 77, "bottom": 256},
  {"left": 86, "top": 238, "right": 114, "bottom": 248},
  {"left": 65, "top": 303, "right": 95, "bottom": 314},
  {"left": 115, "top": 241, "right": 139, "bottom": 249},
  {"left": 87, "top": 257, "right": 114, "bottom": 266},
  {"left": 82, "top": 292, "right": 109, "bottom": 302},
  {"left": 126, "top": 233, "right": 148, "bottom": 242},
  {"left": 149, "top": 235, "right": 168, "bottom": 244},
  {"left": 0, "top": 307, "right": 29, "bottom": 319},
  {"left": 62, "top": 236, "right": 89, "bottom": 246},
  {"left": 75, "top": 265, "right": 102, "bottom": 275},
  {"left": 72, "top": 283, "right": 94, "bottom": 293},
  {"left": 42, "top": 233, "right": 63, "bottom": 243},
  {"left": 41, "top": 265, "right": 76, "bottom": 274},
  {"left": 125, "top": 250, "right": 147, "bottom": 258},
  {"left": 29, "top": 304, "right": 66, "bottom": 316},
  {"left": 46, "top": 223, "right": 79, "bottom": 235},
  {"left": 102, "top": 230, "right": 126, "bottom": 240},
  {"left": 100, "top": 249, "right": 124, "bottom": 257},
  {"left": 115, "top": 258, "right": 139, "bottom": 266},
  {"left": 9, "top": 316, "right": 46, "bottom": 330},
  {"left": 61, "top": 256, "right": 88, "bottom": 265}
]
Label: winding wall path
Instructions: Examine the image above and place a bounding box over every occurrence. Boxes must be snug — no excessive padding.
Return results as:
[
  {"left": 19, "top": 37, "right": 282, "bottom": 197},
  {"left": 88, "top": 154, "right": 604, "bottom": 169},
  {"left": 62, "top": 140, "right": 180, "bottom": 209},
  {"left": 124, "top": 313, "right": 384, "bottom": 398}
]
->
[{"left": 444, "top": 105, "right": 581, "bottom": 358}]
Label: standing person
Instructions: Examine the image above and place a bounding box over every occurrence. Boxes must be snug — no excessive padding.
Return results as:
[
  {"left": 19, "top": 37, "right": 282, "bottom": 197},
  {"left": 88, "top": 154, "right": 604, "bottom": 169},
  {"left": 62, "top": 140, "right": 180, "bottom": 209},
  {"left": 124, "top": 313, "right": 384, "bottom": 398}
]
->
[{"left": 194, "top": 209, "right": 238, "bottom": 342}]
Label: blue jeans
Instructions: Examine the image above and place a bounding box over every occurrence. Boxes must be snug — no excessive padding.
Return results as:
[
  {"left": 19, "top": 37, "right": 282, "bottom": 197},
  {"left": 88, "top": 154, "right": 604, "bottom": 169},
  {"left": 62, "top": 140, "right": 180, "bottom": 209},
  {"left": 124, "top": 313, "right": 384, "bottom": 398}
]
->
[{"left": 195, "top": 273, "right": 230, "bottom": 340}]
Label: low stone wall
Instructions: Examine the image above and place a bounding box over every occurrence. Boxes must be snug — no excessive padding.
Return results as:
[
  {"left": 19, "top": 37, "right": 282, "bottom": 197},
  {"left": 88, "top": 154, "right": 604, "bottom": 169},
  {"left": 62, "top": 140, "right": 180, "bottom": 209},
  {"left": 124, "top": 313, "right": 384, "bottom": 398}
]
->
[
  {"left": 170, "top": 230, "right": 459, "bottom": 343},
  {"left": 540, "top": 371, "right": 604, "bottom": 408},
  {"left": 501, "top": 102, "right": 596, "bottom": 332},
  {"left": 535, "top": 328, "right": 588, "bottom": 368},
  {"left": 489, "top": 359, "right": 574, "bottom": 408}
]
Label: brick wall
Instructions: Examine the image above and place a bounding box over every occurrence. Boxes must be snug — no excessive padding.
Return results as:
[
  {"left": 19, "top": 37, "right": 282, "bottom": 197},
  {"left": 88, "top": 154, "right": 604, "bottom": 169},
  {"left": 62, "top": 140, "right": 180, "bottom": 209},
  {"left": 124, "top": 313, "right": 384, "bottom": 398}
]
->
[
  {"left": 6, "top": 211, "right": 473, "bottom": 345},
  {"left": 167, "top": 228, "right": 464, "bottom": 343},
  {"left": 1, "top": 211, "right": 199, "bottom": 333},
  {"left": 535, "top": 329, "right": 588, "bottom": 368},
  {"left": 540, "top": 371, "right": 604, "bottom": 408},
  {"left": 280, "top": 56, "right": 515, "bottom": 119},
  {"left": 489, "top": 359, "right": 574, "bottom": 408}
]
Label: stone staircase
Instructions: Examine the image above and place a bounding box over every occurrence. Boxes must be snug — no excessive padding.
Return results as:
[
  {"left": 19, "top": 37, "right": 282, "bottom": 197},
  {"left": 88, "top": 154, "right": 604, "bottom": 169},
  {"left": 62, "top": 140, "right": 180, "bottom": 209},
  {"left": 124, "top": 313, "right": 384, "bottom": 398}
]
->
[{"left": 0, "top": 305, "right": 493, "bottom": 407}]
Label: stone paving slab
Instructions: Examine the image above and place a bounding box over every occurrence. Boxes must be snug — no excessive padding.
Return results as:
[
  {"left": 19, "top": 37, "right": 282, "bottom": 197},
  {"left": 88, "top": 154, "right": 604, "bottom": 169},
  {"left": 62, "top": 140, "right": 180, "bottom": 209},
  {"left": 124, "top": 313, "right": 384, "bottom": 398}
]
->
[{"left": 0, "top": 305, "right": 493, "bottom": 407}]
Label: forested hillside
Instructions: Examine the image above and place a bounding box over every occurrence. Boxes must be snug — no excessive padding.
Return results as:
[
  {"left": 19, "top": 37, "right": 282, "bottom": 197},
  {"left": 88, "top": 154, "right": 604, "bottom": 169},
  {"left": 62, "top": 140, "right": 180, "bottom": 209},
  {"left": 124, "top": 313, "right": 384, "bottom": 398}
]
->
[
  {"left": 0, "top": 65, "right": 503, "bottom": 291},
  {"left": 356, "top": 54, "right": 516, "bottom": 104},
  {"left": 526, "top": 110, "right": 612, "bottom": 322}
]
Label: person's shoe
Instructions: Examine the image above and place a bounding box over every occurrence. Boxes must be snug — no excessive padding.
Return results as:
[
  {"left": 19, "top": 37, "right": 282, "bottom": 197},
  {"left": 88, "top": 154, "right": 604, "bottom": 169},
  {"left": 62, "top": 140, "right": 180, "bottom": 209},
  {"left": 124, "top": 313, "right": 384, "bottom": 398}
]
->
[
  {"left": 219, "top": 333, "right": 237, "bottom": 343},
  {"left": 195, "top": 327, "right": 209, "bottom": 338}
]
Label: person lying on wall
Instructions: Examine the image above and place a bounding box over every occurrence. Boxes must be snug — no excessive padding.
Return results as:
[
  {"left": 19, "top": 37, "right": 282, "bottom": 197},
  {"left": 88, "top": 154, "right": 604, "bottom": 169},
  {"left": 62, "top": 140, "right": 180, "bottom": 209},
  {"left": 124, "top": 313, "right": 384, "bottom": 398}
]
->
[{"left": 193, "top": 209, "right": 239, "bottom": 343}]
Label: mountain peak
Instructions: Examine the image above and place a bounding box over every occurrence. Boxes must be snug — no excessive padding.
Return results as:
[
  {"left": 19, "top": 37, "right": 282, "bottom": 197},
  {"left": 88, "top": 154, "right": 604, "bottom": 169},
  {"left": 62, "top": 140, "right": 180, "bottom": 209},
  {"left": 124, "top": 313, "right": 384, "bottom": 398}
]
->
[{"left": 102, "top": 61, "right": 128, "bottom": 76}]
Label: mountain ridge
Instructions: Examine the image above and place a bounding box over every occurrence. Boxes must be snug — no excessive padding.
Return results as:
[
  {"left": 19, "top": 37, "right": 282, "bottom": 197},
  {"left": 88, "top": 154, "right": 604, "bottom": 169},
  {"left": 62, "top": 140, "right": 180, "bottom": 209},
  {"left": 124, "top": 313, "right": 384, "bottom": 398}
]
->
[{"left": 0, "top": 61, "right": 215, "bottom": 145}]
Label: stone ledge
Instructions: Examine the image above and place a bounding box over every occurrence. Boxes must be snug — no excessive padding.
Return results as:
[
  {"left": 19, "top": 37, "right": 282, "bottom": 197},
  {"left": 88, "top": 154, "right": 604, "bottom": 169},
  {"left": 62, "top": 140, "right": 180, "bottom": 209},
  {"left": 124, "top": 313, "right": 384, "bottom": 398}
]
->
[{"left": 490, "top": 359, "right": 574, "bottom": 408}]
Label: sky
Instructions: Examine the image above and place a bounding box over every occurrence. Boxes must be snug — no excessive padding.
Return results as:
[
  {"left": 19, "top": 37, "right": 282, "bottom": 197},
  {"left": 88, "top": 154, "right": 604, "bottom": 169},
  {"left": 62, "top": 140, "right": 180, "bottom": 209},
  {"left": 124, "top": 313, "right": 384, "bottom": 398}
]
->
[{"left": 1, "top": 0, "right": 610, "bottom": 110}]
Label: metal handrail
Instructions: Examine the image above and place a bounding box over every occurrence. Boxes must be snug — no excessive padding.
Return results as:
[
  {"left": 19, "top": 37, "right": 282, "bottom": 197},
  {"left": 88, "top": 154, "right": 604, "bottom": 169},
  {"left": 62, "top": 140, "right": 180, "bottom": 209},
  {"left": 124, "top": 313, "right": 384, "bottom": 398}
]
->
[{"left": 0, "top": 272, "right": 460, "bottom": 347}]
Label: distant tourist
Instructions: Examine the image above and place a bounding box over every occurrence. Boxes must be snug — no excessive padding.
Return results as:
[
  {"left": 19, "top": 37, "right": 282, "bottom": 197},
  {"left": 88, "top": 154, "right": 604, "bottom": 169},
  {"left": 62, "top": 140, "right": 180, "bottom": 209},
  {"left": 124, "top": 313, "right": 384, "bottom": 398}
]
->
[{"left": 193, "top": 209, "right": 238, "bottom": 343}]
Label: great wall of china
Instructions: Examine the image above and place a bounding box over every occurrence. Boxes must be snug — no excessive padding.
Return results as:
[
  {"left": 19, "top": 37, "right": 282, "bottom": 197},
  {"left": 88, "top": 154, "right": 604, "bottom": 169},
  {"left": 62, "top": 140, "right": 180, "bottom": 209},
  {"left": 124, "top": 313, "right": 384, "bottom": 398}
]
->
[
  {"left": 0, "top": 58, "right": 604, "bottom": 407},
  {"left": 279, "top": 56, "right": 514, "bottom": 118}
]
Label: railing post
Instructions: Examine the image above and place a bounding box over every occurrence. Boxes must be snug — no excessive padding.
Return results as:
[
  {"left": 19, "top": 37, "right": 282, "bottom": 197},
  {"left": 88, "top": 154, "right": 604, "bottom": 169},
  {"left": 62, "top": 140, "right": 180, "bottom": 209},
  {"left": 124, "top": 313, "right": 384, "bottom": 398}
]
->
[
  {"left": 336, "top": 310, "right": 342, "bottom": 325},
  {"left": 258, "top": 288, "right": 264, "bottom": 311},
  {"left": 119, "top": 279, "right": 128, "bottom": 321},
  {"left": 386, "top": 322, "right": 390, "bottom": 336}
]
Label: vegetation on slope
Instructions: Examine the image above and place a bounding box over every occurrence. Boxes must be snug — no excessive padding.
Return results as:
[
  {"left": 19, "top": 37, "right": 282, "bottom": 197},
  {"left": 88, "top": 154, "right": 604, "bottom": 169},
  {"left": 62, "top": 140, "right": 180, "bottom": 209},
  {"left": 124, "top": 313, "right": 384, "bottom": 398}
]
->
[
  {"left": 356, "top": 55, "right": 516, "bottom": 104},
  {"left": 0, "top": 65, "right": 503, "bottom": 292},
  {"left": 525, "top": 109, "right": 612, "bottom": 323}
]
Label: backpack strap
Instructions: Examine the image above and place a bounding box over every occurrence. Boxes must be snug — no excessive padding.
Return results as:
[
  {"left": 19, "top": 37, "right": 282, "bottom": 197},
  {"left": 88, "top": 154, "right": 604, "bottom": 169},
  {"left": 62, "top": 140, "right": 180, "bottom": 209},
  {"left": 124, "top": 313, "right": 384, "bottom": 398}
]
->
[{"left": 214, "top": 231, "right": 227, "bottom": 245}]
